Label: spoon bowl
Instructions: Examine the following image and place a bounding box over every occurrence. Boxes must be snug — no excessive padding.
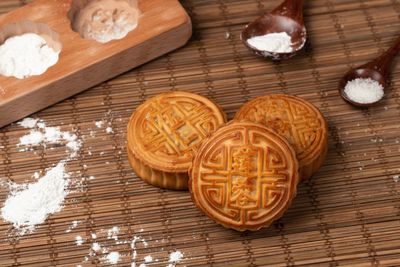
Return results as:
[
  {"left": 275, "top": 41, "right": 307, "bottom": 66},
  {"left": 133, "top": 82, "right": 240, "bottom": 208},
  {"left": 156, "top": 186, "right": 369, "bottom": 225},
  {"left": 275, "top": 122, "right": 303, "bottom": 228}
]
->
[
  {"left": 339, "top": 69, "right": 386, "bottom": 107},
  {"left": 241, "top": 14, "right": 306, "bottom": 60},
  {"left": 241, "top": 0, "right": 306, "bottom": 60},
  {"left": 339, "top": 36, "right": 400, "bottom": 107}
]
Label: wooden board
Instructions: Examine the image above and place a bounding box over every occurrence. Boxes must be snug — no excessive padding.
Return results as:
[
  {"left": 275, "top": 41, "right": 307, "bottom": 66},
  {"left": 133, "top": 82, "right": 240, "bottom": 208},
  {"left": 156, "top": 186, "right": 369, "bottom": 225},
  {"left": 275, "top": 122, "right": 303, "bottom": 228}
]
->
[
  {"left": 1, "top": 0, "right": 400, "bottom": 266},
  {"left": 0, "top": 0, "right": 192, "bottom": 128}
]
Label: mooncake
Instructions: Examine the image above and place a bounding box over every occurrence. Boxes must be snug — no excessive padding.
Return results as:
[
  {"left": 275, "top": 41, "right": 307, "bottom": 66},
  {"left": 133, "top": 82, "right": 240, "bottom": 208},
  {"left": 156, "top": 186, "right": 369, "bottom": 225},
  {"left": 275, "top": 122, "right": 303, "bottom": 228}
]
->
[
  {"left": 235, "top": 94, "right": 328, "bottom": 180},
  {"left": 189, "top": 122, "right": 299, "bottom": 231},
  {"left": 127, "top": 91, "right": 226, "bottom": 190}
]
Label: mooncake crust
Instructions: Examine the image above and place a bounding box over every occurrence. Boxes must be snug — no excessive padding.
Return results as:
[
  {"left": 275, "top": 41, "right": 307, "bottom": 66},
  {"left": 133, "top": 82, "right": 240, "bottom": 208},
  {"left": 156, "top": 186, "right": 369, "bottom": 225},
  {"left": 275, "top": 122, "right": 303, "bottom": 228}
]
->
[
  {"left": 189, "top": 122, "right": 299, "bottom": 231},
  {"left": 127, "top": 91, "right": 226, "bottom": 190},
  {"left": 235, "top": 94, "right": 328, "bottom": 180},
  {"left": 127, "top": 146, "right": 188, "bottom": 190}
]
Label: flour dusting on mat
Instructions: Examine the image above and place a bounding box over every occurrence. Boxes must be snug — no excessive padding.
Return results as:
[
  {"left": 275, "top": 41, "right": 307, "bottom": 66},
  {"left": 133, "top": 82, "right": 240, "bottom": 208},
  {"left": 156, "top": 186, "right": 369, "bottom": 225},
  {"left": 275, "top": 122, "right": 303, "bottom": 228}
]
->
[
  {"left": 92, "top": 242, "right": 102, "bottom": 252},
  {"left": 74, "top": 227, "right": 185, "bottom": 266},
  {"left": 0, "top": 117, "right": 85, "bottom": 236},
  {"left": 107, "top": 226, "right": 120, "bottom": 240},
  {"left": 17, "top": 119, "right": 82, "bottom": 157},
  {"left": 66, "top": 220, "right": 81, "bottom": 233},
  {"left": 143, "top": 255, "right": 153, "bottom": 264},
  {"left": 105, "top": 251, "right": 120, "bottom": 264},
  {"left": 167, "top": 251, "right": 184, "bottom": 267},
  {"left": 0, "top": 33, "right": 59, "bottom": 79},
  {"left": 76, "top": 235, "right": 84, "bottom": 246},
  {"left": 95, "top": 120, "right": 104, "bottom": 128},
  {"left": 106, "top": 126, "right": 114, "bottom": 134},
  {"left": 18, "top": 118, "right": 39, "bottom": 128},
  {"left": 1, "top": 162, "right": 69, "bottom": 235}
]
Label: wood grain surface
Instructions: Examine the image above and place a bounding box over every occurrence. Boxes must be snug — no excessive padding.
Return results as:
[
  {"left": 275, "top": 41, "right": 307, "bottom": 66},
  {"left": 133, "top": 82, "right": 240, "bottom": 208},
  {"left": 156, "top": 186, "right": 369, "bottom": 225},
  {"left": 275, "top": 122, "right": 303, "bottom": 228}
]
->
[
  {"left": 0, "top": 0, "right": 400, "bottom": 266},
  {"left": 0, "top": 0, "right": 191, "bottom": 127}
]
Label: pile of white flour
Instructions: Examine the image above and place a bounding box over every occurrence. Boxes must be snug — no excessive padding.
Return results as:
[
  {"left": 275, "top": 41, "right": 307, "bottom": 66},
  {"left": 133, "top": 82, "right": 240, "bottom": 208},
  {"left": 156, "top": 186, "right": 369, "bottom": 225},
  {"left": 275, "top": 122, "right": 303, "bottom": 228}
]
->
[
  {"left": 0, "top": 33, "right": 60, "bottom": 79},
  {"left": 1, "top": 162, "right": 69, "bottom": 235},
  {"left": 344, "top": 77, "right": 384, "bottom": 104},
  {"left": 0, "top": 118, "right": 82, "bottom": 235}
]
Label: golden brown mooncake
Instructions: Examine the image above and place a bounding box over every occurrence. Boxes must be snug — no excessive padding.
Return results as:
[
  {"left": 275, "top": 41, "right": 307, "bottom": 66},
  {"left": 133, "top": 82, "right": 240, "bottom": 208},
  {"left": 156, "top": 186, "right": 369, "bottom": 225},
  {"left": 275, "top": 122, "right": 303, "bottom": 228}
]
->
[
  {"left": 127, "top": 91, "right": 226, "bottom": 190},
  {"left": 189, "top": 122, "right": 299, "bottom": 231},
  {"left": 235, "top": 94, "right": 328, "bottom": 180}
]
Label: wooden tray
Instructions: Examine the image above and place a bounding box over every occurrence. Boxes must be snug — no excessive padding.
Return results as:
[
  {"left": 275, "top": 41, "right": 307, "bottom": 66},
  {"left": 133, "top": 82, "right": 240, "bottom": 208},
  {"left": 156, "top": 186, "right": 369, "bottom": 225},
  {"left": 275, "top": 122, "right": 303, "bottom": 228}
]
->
[{"left": 0, "top": 0, "right": 191, "bottom": 128}]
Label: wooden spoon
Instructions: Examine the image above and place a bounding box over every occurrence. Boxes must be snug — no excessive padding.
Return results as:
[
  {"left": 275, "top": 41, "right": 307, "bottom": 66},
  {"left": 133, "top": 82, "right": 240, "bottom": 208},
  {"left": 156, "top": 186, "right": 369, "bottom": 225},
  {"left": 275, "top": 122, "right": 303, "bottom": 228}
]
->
[
  {"left": 339, "top": 36, "right": 400, "bottom": 107},
  {"left": 241, "top": 0, "right": 306, "bottom": 60}
]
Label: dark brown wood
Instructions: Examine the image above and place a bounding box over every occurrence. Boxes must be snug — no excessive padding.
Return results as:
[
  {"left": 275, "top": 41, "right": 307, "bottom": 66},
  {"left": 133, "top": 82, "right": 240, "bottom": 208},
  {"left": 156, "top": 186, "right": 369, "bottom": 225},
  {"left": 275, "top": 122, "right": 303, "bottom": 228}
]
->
[
  {"left": 241, "top": 0, "right": 306, "bottom": 60},
  {"left": 339, "top": 35, "right": 400, "bottom": 107},
  {"left": 271, "top": 0, "right": 304, "bottom": 22},
  {"left": 367, "top": 35, "right": 400, "bottom": 77}
]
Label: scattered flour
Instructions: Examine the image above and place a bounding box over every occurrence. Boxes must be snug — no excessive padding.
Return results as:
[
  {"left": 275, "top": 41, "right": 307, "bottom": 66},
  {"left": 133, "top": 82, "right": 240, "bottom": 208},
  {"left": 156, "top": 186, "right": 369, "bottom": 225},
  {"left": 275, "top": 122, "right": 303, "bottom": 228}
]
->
[
  {"left": 17, "top": 118, "right": 82, "bottom": 158},
  {"left": 95, "top": 120, "right": 104, "bottom": 128},
  {"left": 344, "top": 78, "right": 384, "bottom": 104},
  {"left": 33, "top": 172, "right": 40, "bottom": 179},
  {"left": 18, "top": 118, "right": 39, "bottom": 128},
  {"left": 393, "top": 175, "right": 399, "bottom": 183},
  {"left": 144, "top": 255, "right": 153, "bottom": 263},
  {"left": 105, "top": 251, "right": 120, "bottom": 264},
  {"left": 92, "top": 242, "right": 102, "bottom": 252},
  {"left": 168, "top": 251, "right": 184, "bottom": 265},
  {"left": 106, "top": 126, "right": 114, "bottom": 134},
  {"left": 1, "top": 162, "right": 69, "bottom": 235},
  {"left": 76, "top": 235, "right": 84, "bottom": 246},
  {"left": 66, "top": 220, "right": 81, "bottom": 233},
  {"left": 20, "top": 131, "right": 44, "bottom": 146},
  {"left": 247, "top": 32, "right": 293, "bottom": 53},
  {"left": 131, "top": 235, "right": 148, "bottom": 266},
  {"left": 75, "top": 228, "right": 184, "bottom": 267},
  {"left": 0, "top": 118, "right": 85, "bottom": 236},
  {"left": 0, "top": 33, "right": 59, "bottom": 79},
  {"left": 107, "top": 226, "right": 119, "bottom": 240},
  {"left": 44, "top": 127, "right": 62, "bottom": 142}
]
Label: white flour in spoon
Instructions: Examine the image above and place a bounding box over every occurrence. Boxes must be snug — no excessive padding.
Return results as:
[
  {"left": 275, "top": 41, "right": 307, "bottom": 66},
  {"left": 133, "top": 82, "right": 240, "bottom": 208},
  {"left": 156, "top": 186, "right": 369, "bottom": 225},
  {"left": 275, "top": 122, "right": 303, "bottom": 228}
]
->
[
  {"left": 247, "top": 32, "right": 293, "bottom": 53},
  {"left": 0, "top": 33, "right": 59, "bottom": 79},
  {"left": 1, "top": 162, "right": 69, "bottom": 235}
]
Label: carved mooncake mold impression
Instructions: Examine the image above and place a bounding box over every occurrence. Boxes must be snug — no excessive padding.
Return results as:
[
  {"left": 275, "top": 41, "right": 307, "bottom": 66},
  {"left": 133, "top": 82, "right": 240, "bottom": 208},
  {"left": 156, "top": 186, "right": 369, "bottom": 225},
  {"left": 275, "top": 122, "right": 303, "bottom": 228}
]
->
[
  {"left": 189, "top": 122, "right": 299, "bottom": 231},
  {"left": 68, "top": 0, "right": 140, "bottom": 43}
]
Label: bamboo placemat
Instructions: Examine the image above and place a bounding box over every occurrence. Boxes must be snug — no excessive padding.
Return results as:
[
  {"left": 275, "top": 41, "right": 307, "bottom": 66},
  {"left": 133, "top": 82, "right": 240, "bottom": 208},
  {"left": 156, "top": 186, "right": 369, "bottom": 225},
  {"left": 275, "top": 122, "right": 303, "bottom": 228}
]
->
[{"left": 1, "top": 0, "right": 400, "bottom": 266}]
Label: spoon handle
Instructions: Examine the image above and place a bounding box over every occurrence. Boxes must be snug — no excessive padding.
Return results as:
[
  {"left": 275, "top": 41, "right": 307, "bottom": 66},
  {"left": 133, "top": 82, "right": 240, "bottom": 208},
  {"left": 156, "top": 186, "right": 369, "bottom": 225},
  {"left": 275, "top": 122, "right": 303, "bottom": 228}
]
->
[
  {"left": 369, "top": 36, "right": 400, "bottom": 77},
  {"left": 272, "top": 0, "right": 305, "bottom": 22}
]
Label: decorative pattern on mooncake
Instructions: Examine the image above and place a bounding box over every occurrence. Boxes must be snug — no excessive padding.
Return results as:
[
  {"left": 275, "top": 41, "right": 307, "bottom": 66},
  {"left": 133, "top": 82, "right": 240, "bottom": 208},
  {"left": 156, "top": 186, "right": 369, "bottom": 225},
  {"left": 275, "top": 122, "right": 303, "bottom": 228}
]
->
[
  {"left": 189, "top": 122, "right": 299, "bottom": 231},
  {"left": 127, "top": 91, "right": 226, "bottom": 190},
  {"left": 235, "top": 94, "right": 328, "bottom": 180}
]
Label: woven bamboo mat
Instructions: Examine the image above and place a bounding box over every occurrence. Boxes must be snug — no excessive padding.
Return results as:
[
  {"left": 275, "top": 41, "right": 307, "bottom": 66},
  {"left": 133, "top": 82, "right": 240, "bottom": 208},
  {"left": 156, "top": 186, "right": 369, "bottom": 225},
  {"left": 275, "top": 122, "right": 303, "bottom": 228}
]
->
[{"left": 1, "top": 0, "right": 400, "bottom": 266}]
